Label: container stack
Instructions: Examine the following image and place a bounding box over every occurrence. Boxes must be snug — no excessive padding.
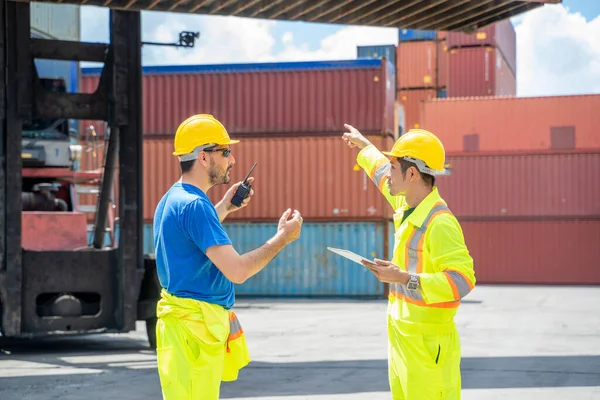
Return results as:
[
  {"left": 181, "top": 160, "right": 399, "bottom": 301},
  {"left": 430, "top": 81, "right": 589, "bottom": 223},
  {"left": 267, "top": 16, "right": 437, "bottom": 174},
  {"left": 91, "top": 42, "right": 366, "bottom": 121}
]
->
[
  {"left": 80, "top": 60, "right": 398, "bottom": 297},
  {"left": 395, "top": 29, "right": 448, "bottom": 132},
  {"left": 445, "top": 19, "right": 516, "bottom": 97},
  {"left": 421, "top": 94, "right": 600, "bottom": 285}
]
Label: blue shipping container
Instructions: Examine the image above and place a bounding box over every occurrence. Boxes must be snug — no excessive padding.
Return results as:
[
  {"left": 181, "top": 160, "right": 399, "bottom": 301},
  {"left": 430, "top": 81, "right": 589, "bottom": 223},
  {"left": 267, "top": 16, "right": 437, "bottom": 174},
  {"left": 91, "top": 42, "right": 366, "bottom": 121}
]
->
[
  {"left": 399, "top": 29, "right": 437, "bottom": 41},
  {"left": 224, "top": 222, "right": 388, "bottom": 297},
  {"left": 357, "top": 44, "right": 397, "bottom": 69},
  {"left": 437, "top": 89, "right": 448, "bottom": 99},
  {"left": 142, "top": 222, "right": 391, "bottom": 297}
]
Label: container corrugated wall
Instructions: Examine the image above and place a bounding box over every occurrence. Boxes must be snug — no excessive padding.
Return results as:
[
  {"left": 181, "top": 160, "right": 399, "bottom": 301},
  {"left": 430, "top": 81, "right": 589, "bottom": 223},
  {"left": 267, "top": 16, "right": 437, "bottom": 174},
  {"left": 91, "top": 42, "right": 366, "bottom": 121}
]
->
[
  {"left": 421, "top": 95, "right": 600, "bottom": 152},
  {"left": 80, "top": 59, "right": 395, "bottom": 137},
  {"left": 494, "top": 48, "right": 516, "bottom": 96},
  {"left": 447, "top": 47, "right": 515, "bottom": 98},
  {"left": 438, "top": 151, "right": 600, "bottom": 218},
  {"left": 140, "top": 135, "right": 395, "bottom": 223},
  {"left": 398, "top": 89, "right": 437, "bottom": 130},
  {"left": 396, "top": 41, "right": 437, "bottom": 89},
  {"left": 461, "top": 220, "right": 600, "bottom": 285},
  {"left": 445, "top": 19, "right": 516, "bottom": 75},
  {"left": 224, "top": 222, "right": 388, "bottom": 296},
  {"left": 438, "top": 40, "right": 448, "bottom": 88}
]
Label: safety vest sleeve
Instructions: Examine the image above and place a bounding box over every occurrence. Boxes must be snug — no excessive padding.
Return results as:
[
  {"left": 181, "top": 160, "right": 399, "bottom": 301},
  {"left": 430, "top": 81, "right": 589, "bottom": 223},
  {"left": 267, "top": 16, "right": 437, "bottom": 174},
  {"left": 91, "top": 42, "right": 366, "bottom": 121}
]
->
[
  {"left": 356, "top": 144, "right": 403, "bottom": 211},
  {"left": 419, "top": 213, "right": 476, "bottom": 304}
]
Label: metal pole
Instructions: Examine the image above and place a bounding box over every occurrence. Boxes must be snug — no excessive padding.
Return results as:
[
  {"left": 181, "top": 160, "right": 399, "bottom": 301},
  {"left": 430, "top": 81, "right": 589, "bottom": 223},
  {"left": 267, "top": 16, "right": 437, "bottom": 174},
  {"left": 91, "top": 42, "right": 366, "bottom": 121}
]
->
[{"left": 92, "top": 126, "right": 118, "bottom": 249}]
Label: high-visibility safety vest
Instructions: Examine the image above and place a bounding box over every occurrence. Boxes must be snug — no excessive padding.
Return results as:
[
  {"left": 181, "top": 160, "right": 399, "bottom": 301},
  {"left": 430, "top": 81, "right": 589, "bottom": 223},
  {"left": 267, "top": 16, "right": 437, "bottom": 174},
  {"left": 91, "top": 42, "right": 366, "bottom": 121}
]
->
[{"left": 357, "top": 145, "right": 476, "bottom": 324}]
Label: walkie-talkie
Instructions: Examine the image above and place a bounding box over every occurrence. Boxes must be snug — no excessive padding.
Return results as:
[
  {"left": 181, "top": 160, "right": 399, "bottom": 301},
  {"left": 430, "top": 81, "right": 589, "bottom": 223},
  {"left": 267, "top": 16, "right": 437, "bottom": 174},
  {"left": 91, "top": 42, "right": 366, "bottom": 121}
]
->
[{"left": 231, "top": 162, "right": 257, "bottom": 207}]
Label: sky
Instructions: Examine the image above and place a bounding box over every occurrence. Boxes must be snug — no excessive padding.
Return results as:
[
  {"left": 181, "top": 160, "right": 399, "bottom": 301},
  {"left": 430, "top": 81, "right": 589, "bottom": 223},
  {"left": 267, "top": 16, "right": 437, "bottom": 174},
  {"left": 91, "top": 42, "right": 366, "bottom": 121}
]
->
[{"left": 79, "top": 0, "right": 600, "bottom": 98}]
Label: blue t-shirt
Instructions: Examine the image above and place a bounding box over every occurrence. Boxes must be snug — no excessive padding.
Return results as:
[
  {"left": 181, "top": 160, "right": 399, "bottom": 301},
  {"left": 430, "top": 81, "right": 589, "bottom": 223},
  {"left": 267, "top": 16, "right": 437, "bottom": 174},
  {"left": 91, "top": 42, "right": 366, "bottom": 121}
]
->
[{"left": 153, "top": 182, "right": 235, "bottom": 309}]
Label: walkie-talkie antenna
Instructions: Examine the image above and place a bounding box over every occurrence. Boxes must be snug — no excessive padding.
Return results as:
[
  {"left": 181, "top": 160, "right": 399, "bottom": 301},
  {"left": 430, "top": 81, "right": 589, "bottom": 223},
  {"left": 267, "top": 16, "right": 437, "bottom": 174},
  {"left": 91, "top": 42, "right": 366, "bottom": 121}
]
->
[{"left": 243, "top": 162, "right": 258, "bottom": 183}]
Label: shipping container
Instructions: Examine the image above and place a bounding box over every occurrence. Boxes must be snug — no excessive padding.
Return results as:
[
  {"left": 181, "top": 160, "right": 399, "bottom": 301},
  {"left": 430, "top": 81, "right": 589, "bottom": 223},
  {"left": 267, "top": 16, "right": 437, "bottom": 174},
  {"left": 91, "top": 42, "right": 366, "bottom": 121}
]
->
[
  {"left": 139, "top": 221, "right": 391, "bottom": 296},
  {"left": 80, "top": 59, "right": 396, "bottom": 137},
  {"left": 438, "top": 40, "right": 448, "bottom": 88},
  {"left": 357, "top": 44, "right": 396, "bottom": 69},
  {"left": 396, "top": 41, "right": 437, "bottom": 89},
  {"left": 195, "top": 135, "right": 396, "bottom": 222},
  {"left": 30, "top": 2, "right": 80, "bottom": 41},
  {"left": 84, "top": 135, "right": 396, "bottom": 223},
  {"left": 437, "top": 151, "right": 600, "bottom": 218},
  {"left": 461, "top": 220, "right": 600, "bottom": 285},
  {"left": 398, "top": 89, "right": 437, "bottom": 131},
  {"left": 421, "top": 94, "right": 600, "bottom": 152},
  {"left": 447, "top": 47, "right": 515, "bottom": 97},
  {"left": 446, "top": 19, "right": 516, "bottom": 76},
  {"left": 225, "top": 222, "right": 389, "bottom": 296},
  {"left": 399, "top": 29, "right": 437, "bottom": 41}
]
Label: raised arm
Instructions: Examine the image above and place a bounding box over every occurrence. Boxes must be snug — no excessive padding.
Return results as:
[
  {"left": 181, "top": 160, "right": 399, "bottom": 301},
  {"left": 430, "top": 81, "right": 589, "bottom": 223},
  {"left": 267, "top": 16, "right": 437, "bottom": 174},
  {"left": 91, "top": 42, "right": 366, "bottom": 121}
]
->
[{"left": 342, "top": 124, "right": 403, "bottom": 211}]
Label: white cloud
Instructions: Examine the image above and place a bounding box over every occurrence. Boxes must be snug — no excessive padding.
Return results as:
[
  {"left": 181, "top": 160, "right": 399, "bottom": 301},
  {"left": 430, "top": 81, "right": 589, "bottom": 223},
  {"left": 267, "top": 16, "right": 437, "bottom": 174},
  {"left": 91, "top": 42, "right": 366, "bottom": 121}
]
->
[
  {"left": 139, "top": 15, "right": 397, "bottom": 64},
  {"left": 515, "top": 4, "right": 600, "bottom": 96},
  {"left": 282, "top": 32, "right": 293, "bottom": 45}
]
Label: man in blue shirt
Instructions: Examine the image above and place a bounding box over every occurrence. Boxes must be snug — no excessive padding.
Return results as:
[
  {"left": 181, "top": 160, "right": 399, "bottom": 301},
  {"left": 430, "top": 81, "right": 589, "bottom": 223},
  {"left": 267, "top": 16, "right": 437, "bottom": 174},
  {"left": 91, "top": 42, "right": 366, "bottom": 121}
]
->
[{"left": 153, "top": 114, "right": 303, "bottom": 399}]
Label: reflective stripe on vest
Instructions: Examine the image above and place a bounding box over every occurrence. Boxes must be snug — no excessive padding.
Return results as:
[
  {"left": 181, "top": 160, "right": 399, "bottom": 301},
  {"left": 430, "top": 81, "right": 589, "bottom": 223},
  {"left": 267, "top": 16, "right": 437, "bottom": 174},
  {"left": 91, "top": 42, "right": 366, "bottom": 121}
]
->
[
  {"left": 390, "top": 202, "right": 470, "bottom": 308},
  {"left": 370, "top": 159, "right": 390, "bottom": 192}
]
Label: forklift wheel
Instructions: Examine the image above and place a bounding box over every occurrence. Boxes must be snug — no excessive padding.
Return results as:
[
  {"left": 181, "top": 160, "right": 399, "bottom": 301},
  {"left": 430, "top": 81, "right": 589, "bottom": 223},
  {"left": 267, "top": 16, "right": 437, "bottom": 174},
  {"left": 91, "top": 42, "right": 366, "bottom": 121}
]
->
[{"left": 146, "top": 317, "right": 157, "bottom": 350}]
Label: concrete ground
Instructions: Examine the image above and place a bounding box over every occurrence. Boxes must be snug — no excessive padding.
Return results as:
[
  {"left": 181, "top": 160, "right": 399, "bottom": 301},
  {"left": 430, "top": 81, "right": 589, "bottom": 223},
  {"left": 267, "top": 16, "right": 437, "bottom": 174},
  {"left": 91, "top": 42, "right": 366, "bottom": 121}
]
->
[{"left": 1, "top": 285, "right": 599, "bottom": 399}]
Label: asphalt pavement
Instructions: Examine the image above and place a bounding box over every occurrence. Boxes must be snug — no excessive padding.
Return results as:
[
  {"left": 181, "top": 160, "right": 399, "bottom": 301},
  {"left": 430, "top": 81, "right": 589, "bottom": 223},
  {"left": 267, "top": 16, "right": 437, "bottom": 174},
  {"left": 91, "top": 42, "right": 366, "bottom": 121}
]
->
[{"left": 1, "top": 285, "right": 599, "bottom": 399}]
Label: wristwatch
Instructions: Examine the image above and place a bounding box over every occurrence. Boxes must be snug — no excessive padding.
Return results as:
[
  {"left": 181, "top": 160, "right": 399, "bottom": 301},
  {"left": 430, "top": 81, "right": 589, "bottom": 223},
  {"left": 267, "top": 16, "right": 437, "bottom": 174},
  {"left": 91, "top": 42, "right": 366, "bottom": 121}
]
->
[{"left": 406, "top": 273, "right": 419, "bottom": 291}]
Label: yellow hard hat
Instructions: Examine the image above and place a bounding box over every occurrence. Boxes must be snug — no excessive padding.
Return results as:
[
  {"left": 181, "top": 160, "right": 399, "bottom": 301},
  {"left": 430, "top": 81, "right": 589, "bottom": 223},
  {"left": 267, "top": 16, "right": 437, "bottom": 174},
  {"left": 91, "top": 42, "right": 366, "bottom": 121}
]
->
[
  {"left": 382, "top": 129, "right": 446, "bottom": 175},
  {"left": 173, "top": 114, "right": 239, "bottom": 161}
]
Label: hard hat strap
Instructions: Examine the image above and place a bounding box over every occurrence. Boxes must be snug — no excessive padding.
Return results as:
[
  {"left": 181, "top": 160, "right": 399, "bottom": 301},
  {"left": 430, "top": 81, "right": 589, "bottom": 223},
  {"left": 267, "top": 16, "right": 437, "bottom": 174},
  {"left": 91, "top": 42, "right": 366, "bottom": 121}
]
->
[
  {"left": 403, "top": 157, "right": 440, "bottom": 176},
  {"left": 177, "top": 143, "right": 216, "bottom": 162}
]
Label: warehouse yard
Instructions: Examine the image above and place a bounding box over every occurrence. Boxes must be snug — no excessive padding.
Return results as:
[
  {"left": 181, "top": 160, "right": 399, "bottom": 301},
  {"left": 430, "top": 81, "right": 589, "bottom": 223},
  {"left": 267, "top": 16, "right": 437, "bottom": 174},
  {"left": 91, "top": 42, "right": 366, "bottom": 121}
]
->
[{"left": 1, "top": 285, "right": 599, "bottom": 400}]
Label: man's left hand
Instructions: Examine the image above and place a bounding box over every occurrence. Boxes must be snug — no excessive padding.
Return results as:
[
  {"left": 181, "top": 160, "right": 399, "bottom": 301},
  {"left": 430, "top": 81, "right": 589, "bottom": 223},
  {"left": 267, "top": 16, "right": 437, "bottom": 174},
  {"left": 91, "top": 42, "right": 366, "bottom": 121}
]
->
[
  {"left": 360, "top": 258, "right": 410, "bottom": 284},
  {"left": 220, "top": 177, "right": 255, "bottom": 213}
]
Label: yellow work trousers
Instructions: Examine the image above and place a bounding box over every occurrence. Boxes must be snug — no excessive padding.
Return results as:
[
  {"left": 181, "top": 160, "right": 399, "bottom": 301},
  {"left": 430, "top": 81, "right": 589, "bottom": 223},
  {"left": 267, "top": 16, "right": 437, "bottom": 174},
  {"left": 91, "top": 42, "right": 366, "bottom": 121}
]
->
[
  {"left": 387, "top": 316, "right": 462, "bottom": 400},
  {"left": 155, "top": 291, "right": 250, "bottom": 400}
]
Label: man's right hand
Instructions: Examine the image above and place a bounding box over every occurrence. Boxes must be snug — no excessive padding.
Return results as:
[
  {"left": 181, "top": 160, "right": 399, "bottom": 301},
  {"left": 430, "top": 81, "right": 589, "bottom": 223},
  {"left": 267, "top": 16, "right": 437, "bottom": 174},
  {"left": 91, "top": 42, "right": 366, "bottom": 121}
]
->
[
  {"left": 277, "top": 208, "right": 303, "bottom": 244},
  {"left": 342, "top": 123, "right": 372, "bottom": 150}
]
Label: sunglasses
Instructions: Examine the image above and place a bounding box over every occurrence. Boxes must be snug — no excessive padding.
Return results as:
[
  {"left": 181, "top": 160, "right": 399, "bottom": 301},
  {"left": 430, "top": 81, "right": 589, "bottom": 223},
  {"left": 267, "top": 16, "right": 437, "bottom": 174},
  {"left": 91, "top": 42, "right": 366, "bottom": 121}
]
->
[{"left": 204, "top": 147, "right": 231, "bottom": 157}]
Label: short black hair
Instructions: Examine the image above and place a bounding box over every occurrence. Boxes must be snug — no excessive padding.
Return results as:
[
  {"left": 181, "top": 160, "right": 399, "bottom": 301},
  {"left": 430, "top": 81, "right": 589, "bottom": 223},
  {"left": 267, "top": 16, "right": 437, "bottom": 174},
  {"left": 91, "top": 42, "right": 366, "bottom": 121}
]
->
[
  {"left": 398, "top": 158, "right": 435, "bottom": 188},
  {"left": 180, "top": 159, "right": 196, "bottom": 174}
]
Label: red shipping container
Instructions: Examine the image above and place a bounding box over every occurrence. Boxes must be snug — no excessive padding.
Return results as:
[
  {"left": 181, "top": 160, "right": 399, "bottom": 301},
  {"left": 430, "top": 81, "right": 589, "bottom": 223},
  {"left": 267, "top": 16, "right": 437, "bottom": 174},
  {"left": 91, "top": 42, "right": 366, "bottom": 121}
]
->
[
  {"left": 396, "top": 41, "right": 437, "bottom": 89},
  {"left": 438, "top": 40, "right": 448, "bottom": 89},
  {"left": 398, "top": 89, "right": 437, "bottom": 131},
  {"left": 446, "top": 19, "right": 516, "bottom": 75},
  {"left": 437, "top": 151, "right": 600, "bottom": 218},
  {"left": 136, "top": 135, "right": 395, "bottom": 223},
  {"left": 447, "top": 47, "right": 515, "bottom": 98},
  {"left": 421, "top": 94, "right": 600, "bottom": 152},
  {"left": 461, "top": 220, "right": 600, "bottom": 285},
  {"left": 80, "top": 59, "right": 396, "bottom": 137}
]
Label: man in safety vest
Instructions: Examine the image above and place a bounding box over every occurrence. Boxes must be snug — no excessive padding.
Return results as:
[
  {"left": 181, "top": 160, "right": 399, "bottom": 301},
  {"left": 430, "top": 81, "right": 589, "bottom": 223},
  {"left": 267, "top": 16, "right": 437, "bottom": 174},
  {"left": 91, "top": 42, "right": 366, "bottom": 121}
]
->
[
  {"left": 342, "top": 124, "right": 475, "bottom": 400},
  {"left": 153, "top": 114, "right": 303, "bottom": 400}
]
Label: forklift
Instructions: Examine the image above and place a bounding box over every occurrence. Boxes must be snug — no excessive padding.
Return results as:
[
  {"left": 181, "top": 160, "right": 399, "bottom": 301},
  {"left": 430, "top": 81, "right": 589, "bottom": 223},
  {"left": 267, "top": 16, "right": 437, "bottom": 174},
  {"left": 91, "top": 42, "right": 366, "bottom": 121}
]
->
[{"left": 0, "top": 2, "right": 161, "bottom": 348}]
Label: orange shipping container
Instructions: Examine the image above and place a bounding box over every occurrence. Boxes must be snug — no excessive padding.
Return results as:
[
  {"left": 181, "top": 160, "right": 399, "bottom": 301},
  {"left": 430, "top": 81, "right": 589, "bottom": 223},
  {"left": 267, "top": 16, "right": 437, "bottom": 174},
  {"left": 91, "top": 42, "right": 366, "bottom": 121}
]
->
[
  {"left": 421, "top": 94, "right": 600, "bottom": 152},
  {"left": 398, "top": 89, "right": 437, "bottom": 131},
  {"left": 396, "top": 41, "right": 437, "bottom": 89},
  {"left": 133, "top": 136, "right": 395, "bottom": 223},
  {"left": 447, "top": 47, "right": 515, "bottom": 97}
]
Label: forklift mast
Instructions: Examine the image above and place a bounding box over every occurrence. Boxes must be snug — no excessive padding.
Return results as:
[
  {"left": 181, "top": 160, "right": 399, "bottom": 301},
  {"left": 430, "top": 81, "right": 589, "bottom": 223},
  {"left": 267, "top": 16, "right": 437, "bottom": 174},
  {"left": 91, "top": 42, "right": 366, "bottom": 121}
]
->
[{"left": 0, "top": 1, "right": 147, "bottom": 340}]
